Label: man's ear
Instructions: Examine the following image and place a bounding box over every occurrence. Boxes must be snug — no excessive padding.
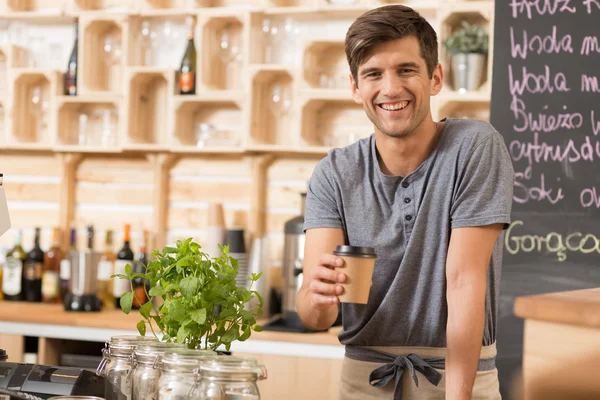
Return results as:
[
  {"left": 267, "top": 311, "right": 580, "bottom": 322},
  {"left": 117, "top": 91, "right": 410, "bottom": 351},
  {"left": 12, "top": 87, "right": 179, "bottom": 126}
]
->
[
  {"left": 350, "top": 73, "right": 362, "bottom": 104},
  {"left": 430, "top": 63, "right": 443, "bottom": 96}
]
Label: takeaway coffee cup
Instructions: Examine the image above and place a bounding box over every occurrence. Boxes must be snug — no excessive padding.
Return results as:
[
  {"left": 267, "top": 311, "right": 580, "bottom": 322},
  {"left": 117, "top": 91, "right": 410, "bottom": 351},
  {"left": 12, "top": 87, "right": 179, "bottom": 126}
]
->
[{"left": 332, "top": 245, "right": 376, "bottom": 304}]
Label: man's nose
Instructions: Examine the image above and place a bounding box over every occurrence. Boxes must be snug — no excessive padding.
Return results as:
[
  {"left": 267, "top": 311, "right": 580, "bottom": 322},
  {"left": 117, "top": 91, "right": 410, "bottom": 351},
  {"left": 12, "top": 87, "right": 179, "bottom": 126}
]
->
[{"left": 380, "top": 73, "right": 403, "bottom": 97}]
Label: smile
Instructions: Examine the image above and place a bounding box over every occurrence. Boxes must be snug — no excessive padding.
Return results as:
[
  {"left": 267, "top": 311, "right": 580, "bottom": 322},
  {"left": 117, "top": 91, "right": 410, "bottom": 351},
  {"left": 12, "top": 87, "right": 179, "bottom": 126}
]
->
[{"left": 378, "top": 101, "right": 410, "bottom": 111}]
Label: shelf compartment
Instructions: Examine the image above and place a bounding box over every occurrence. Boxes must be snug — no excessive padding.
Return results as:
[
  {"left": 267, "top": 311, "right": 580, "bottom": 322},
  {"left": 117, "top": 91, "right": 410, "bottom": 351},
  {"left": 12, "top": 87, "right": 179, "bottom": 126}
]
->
[
  {"left": 438, "top": 100, "right": 490, "bottom": 123},
  {"left": 57, "top": 100, "right": 120, "bottom": 148},
  {"left": 173, "top": 97, "right": 243, "bottom": 149},
  {"left": 5, "top": 0, "right": 64, "bottom": 12},
  {"left": 0, "top": 102, "right": 7, "bottom": 147},
  {"left": 439, "top": 5, "right": 492, "bottom": 94},
  {"left": 201, "top": 16, "right": 245, "bottom": 90},
  {"left": 303, "top": 40, "right": 348, "bottom": 89},
  {"left": 127, "top": 15, "right": 190, "bottom": 69},
  {"left": 68, "top": 0, "right": 136, "bottom": 11},
  {"left": 142, "top": 0, "right": 192, "bottom": 7},
  {"left": 300, "top": 98, "right": 371, "bottom": 148},
  {"left": 125, "top": 70, "right": 171, "bottom": 147},
  {"left": 11, "top": 70, "right": 61, "bottom": 147},
  {"left": 80, "top": 16, "right": 127, "bottom": 94},
  {"left": 267, "top": 0, "right": 317, "bottom": 8},
  {"left": 250, "top": 68, "right": 296, "bottom": 147}
]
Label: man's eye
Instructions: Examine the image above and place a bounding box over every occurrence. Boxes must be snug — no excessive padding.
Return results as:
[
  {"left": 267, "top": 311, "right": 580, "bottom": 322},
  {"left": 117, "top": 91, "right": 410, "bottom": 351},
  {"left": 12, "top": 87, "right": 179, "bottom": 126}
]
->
[
  {"left": 400, "top": 69, "right": 415, "bottom": 74},
  {"left": 366, "top": 72, "right": 380, "bottom": 78}
]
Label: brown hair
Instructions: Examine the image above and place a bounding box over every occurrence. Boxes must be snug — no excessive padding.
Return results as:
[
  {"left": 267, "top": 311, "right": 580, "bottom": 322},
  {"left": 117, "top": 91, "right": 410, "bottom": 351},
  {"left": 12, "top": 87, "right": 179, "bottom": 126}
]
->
[{"left": 345, "top": 5, "right": 439, "bottom": 83}]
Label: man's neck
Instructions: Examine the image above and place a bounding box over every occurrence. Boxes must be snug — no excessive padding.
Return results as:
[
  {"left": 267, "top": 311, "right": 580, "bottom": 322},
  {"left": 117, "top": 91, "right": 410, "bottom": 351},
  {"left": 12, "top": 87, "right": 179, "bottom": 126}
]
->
[{"left": 375, "top": 118, "right": 442, "bottom": 177}]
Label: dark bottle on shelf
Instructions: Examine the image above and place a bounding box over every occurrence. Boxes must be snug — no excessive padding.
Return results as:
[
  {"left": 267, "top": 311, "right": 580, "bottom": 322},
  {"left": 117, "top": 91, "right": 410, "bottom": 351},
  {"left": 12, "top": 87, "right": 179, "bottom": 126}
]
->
[
  {"left": 178, "top": 16, "right": 197, "bottom": 95},
  {"left": 23, "top": 227, "right": 44, "bottom": 302},
  {"left": 114, "top": 223, "right": 134, "bottom": 309},
  {"left": 60, "top": 226, "right": 76, "bottom": 301},
  {"left": 2, "top": 230, "right": 26, "bottom": 301},
  {"left": 132, "top": 229, "right": 149, "bottom": 309},
  {"left": 41, "top": 226, "right": 63, "bottom": 304},
  {"left": 64, "top": 20, "right": 78, "bottom": 96}
]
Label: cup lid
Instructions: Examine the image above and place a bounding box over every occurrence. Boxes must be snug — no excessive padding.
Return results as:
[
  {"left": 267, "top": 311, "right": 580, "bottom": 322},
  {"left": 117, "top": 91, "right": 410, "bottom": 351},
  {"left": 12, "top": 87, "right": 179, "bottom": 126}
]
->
[{"left": 333, "top": 245, "right": 376, "bottom": 258}]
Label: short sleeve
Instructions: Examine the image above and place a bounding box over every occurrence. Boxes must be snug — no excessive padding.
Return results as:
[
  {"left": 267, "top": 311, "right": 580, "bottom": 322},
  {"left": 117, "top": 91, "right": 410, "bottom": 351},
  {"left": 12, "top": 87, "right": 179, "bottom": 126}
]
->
[
  {"left": 303, "top": 157, "right": 343, "bottom": 231},
  {"left": 450, "top": 133, "right": 515, "bottom": 230}
]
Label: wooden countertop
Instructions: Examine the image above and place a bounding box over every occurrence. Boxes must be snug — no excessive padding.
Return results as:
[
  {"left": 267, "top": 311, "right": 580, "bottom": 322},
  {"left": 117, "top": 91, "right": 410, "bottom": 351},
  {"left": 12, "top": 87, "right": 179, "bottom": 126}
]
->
[
  {"left": 514, "top": 287, "right": 600, "bottom": 328},
  {"left": 0, "top": 302, "right": 342, "bottom": 346}
]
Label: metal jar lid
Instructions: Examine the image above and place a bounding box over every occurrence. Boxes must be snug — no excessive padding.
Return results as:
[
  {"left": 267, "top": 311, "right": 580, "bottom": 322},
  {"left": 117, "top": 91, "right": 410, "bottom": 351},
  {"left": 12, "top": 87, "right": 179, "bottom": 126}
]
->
[
  {"left": 161, "top": 348, "right": 217, "bottom": 371},
  {"left": 134, "top": 342, "right": 187, "bottom": 366},
  {"left": 198, "top": 356, "right": 267, "bottom": 380}
]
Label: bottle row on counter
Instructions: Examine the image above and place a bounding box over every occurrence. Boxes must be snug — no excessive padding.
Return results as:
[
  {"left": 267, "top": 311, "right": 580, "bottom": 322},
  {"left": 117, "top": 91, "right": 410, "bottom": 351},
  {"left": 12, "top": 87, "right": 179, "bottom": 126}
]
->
[{"left": 0, "top": 223, "right": 148, "bottom": 311}]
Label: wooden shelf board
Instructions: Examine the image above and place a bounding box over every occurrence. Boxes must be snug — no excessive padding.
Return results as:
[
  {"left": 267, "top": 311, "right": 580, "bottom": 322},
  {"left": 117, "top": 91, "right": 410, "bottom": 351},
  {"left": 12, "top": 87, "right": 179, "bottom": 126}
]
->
[
  {"left": 11, "top": 67, "right": 61, "bottom": 77},
  {"left": 121, "top": 143, "right": 170, "bottom": 151},
  {"left": 139, "top": 8, "right": 199, "bottom": 17},
  {"left": 53, "top": 145, "right": 123, "bottom": 153},
  {"left": 246, "top": 144, "right": 328, "bottom": 155},
  {"left": 173, "top": 90, "right": 246, "bottom": 104},
  {"left": 171, "top": 145, "right": 245, "bottom": 154},
  {"left": 300, "top": 88, "right": 352, "bottom": 101},
  {"left": 57, "top": 94, "right": 122, "bottom": 104},
  {"left": 437, "top": 90, "right": 491, "bottom": 103},
  {"left": 5, "top": 142, "right": 53, "bottom": 151},
  {"left": 0, "top": 11, "right": 71, "bottom": 23},
  {"left": 127, "top": 66, "right": 174, "bottom": 75}
]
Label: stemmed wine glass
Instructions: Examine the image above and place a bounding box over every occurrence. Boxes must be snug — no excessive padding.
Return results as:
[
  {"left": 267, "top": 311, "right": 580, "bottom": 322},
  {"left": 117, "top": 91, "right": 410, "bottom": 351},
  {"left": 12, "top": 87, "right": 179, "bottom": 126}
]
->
[
  {"left": 30, "top": 85, "right": 49, "bottom": 140},
  {"left": 136, "top": 19, "right": 158, "bottom": 66},
  {"left": 269, "top": 81, "right": 292, "bottom": 117},
  {"left": 102, "top": 31, "right": 122, "bottom": 66},
  {"left": 218, "top": 24, "right": 243, "bottom": 89}
]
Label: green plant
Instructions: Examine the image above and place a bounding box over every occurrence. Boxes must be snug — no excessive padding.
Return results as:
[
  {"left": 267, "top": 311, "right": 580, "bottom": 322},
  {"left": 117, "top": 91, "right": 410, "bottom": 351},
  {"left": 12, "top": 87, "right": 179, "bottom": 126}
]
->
[
  {"left": 443, "top": 21, "right": 489, "bottom": 55},
  {"left": 113, "top": 237, "right": 263, "bottom": 351}
]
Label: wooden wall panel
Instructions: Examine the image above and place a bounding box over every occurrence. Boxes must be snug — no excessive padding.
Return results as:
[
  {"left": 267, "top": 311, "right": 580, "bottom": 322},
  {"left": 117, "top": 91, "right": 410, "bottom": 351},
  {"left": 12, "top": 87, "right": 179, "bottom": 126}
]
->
[
  {"left": 0, "top": 153, "right": 61, "bottom": 251},
  {"left": 166, "top": 155, "right": 253, "bottom": 249},
  {"left": 73, "top": 156, "right": 154, "bottom": 253}
]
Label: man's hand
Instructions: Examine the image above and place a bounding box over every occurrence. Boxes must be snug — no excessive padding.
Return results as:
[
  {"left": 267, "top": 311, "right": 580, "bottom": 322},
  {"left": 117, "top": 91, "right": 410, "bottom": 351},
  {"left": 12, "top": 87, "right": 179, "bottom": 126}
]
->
[
  {"left": 308, "top": 254, "right": 347, "bottom": 309},
  {"left": 296, "top": 227, "right": 346, "bottom": 330}
]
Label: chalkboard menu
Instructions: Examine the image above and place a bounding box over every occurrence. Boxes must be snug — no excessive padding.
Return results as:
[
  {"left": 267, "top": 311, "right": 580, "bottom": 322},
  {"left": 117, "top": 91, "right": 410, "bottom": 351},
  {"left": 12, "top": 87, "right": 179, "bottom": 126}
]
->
[{"left": 490, "top": 0, "right": 600, "bottom": 396}]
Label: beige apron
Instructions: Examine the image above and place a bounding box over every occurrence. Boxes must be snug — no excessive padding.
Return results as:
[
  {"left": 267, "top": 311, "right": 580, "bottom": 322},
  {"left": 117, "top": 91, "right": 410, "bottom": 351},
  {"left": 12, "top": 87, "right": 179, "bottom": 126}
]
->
[{"left": 339, "top": 343, "right": 501, "bottom": 400}]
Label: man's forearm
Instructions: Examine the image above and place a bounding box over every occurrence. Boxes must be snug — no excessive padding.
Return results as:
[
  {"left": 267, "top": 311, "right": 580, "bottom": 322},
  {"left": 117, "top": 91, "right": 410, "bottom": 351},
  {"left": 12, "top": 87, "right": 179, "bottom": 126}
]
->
[
  {"left": 445, "top": 279, "right": 486, "bottom": 400},
  {"left": 296, "top": 286, "right": 339, "bottom": 331}
]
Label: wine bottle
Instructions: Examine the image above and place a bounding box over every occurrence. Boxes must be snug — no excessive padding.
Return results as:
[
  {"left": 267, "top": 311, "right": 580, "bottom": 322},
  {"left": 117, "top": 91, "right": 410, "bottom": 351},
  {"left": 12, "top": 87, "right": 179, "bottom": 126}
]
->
[
  {"left": 132, "top": 229, "right": 149, "bottom": 309},
  {"left": 60, "top": 226, "right": 76, "bottom": 301},
  {"left": 64, "top": 20, "right": 78, "bottom": 96},
  {"left": 41, "top": 227, "right": 63, "bottom": 304},
  {"left": 178, "top": 16, "right": 197, "bottom": 95},
  {"left": 97, "top": 229, "right": 115, "bottom": 310},
  {"left": 2, "top": 230, "right": 26, "bottom": 301},
  {"left": 23, "top": 227, "right": 44, "bottom": 302},
  {"left": 114, "top": 223, "right": 134, "bottom": 309}
]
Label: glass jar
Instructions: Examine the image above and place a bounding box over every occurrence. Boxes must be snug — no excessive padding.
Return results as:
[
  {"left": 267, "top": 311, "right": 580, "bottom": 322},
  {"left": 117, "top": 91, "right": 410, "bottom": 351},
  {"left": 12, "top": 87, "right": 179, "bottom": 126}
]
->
[
  {"left": 132, "top": 341, "right": 187, "bottom": 400},
  {"left": 96, "top": 335, "right": 158, "bottom": 400},
  {"left": 190, "top": 356, "right": 267, "bottom": 400},
  {"left": 157, "top": 348, "right": 217, "bottom": 400}
]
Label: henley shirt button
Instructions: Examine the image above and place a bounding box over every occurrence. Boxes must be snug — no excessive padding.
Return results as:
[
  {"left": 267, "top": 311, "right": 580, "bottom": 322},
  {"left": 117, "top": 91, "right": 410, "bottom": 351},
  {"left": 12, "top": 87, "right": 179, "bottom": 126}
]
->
[
  {"left": 402, "top": 182, "right": 410, "bottom": 188},
  {"left": 405, "top": 215, "right": 412, "bottom": 221},
  {"left": 404, "top": 197, "right": 411, "bottom": 204}
]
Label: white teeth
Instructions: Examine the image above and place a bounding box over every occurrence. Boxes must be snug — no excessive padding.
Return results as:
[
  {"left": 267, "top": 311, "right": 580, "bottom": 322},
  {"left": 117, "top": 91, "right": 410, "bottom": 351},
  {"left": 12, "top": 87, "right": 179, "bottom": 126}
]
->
[{"left": 380, "top": 101, "right": 409, "bottom": 111}]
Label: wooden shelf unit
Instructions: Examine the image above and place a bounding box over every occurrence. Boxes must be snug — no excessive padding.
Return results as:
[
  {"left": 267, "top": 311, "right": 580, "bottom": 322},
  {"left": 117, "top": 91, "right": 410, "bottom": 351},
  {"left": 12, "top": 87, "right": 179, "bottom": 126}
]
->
[{"left": 0, "top": 0, "right": 495, "bottom": 293}]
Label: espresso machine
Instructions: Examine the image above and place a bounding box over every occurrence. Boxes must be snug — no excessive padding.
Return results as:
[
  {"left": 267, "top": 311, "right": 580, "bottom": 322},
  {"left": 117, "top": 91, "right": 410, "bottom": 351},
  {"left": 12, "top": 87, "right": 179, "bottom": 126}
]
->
[{"left": 264, "top": 193, "right": 341, "bottom": 332}]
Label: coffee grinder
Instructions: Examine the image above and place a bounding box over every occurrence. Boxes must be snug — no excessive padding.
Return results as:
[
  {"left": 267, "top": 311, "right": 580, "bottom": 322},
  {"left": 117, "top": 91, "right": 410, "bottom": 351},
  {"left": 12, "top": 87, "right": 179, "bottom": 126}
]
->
[{"left": 63, "top": 225, "right": 102, "bottom": 312}]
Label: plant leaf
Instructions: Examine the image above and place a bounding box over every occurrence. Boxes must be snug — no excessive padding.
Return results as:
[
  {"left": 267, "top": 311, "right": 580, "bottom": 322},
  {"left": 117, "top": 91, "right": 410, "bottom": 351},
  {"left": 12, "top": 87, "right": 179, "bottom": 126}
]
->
[
  {"left": 120, "top": 292, "right": 134, "bottom": 314},
  {"left": 125, "top": 263, "right": 132, "bottom": 276},
  {"left": 239, "top": 326, "right": 251, "bottom": 341},
  {"left": 180, "top": 276, "right": 198, "bottom": 299},
  {"left": 222, "top": 324, "right": 239, "bottom": 343},
  {"left": 252, "top": 324, "right": 263, "bottom": 332},
  {"left": 149, "top": 286, "right": 165, "bottom": 297},
  {"left": 139, "top": 301, "right": 153, "bottom": 319},
  {"left": 176, "top": 326, "right": 189, "bottom": 344},
  {"left": 189, "top": 309, "right": 207, "bottom": 325},
  {"left": 163, "top": 246, "right": 178, "bottom": 254},
  {"left": 136, "top": 320, "right": 146, "bottom": 336}
]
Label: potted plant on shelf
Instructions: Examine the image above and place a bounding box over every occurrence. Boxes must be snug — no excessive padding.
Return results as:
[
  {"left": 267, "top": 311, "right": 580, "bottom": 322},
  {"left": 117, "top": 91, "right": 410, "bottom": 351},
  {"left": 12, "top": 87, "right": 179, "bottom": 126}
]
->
[
  {"left": 443, "top": 20, "right": 489, "bottom": 93},
  {"left": 113, "top": 237, "right": 264, "bottom": 351}
]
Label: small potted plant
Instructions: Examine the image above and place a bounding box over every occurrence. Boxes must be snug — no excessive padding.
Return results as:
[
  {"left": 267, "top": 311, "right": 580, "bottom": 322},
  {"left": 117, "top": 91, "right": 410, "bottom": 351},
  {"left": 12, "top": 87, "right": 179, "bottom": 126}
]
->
[
  {"left": 443, "top": 20, "right": 489, "bottom": 93},
  {"left": 113, "top": 237, "right": 263, "bottom": 351}
]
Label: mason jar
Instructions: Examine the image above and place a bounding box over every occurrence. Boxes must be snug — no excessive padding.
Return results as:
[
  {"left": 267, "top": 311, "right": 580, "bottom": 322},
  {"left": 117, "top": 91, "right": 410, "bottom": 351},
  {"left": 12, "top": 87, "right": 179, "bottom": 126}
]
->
[
  {"left": 132, "top": 341, "right": 187, "bottom": 400},
  {"left": 190, "top": 356, "right": 267, "bottom": 400},
  {"left": 157, "top": 348, "right": 217, "bottom": 400},
  {"left": 96, "top": 335, "right": 158, "bottom": 400}
]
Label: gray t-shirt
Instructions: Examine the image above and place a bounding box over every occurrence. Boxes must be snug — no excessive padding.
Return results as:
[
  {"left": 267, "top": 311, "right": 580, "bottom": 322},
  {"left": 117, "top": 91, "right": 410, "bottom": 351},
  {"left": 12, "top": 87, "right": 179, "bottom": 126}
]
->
[{"left": 304, "top": 118, "right": 515, "bottom": 348}]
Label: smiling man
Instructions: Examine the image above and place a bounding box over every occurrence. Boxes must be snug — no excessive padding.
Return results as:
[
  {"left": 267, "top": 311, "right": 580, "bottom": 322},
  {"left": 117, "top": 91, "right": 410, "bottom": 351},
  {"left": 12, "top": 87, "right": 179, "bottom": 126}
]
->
[{"left": 296, "top": 5, "right": 515, "bottom": 400}]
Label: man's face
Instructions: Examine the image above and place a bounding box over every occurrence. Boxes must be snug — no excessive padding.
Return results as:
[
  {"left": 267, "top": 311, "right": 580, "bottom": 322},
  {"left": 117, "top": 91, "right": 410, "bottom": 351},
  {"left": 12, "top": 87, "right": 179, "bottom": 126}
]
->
[{"left": 351, "top": 36, "right": 443, "bottom": 139}]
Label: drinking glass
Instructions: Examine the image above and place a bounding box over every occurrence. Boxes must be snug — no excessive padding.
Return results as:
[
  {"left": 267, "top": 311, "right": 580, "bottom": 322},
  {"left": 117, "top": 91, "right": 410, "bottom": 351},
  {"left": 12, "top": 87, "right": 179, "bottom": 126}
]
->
[
  {"left": 136, "top": 19, "right": 158, "bottom": 66},
  {"left": 103, "top": 32, "right": 122, "bottom": 66},
  {"left": 218, "top": 25, "right": 242, "bottom": 89},
  {"left": 30, "top": 85, "right": 49, "bottom": 139},
  {"left": 269, "top": 81, "right": 292, "bottom": 117}
]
